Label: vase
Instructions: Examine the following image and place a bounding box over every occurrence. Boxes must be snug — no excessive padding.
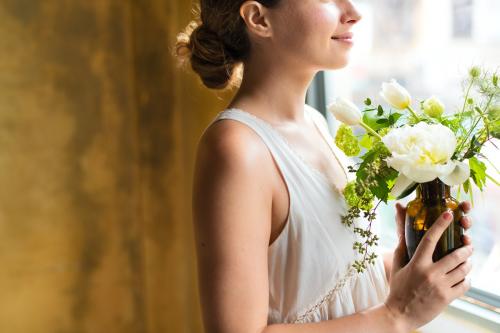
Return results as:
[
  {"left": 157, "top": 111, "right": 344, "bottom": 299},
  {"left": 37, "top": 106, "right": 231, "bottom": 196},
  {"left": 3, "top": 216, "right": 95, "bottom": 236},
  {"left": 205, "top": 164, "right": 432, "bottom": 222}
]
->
[{"left": 405, "top": 178, "right": 464, "bottom": 262}]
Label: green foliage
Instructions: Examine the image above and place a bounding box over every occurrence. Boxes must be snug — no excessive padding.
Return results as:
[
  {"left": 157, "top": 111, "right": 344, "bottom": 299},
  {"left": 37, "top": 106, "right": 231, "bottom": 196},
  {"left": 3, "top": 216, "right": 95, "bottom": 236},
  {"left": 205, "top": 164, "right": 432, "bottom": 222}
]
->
[
  {"left": 362, "top": 106, "right": 402, "bottom": 131},
  {"left": 359, "top": 134, "right": 374, "bottom": 149},
  {"left": 469, "top": 157, "right": 487, "bottom": 190},
  {"left": 335, "top": 124, "right": 360, "bottom": 156},
  {"left": 343, "top": 181, "right": 374, "bottom": 211},
  {"left": 356, "top": 143, "right": 398, "bottom": 203}
]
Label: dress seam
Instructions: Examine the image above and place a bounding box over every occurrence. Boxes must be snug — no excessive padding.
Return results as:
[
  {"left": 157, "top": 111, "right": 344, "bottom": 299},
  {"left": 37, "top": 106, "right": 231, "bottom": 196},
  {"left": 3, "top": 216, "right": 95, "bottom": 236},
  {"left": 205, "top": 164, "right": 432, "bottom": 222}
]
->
[{"left": 291, "top": 266, "right": 357, "bottom": 323}]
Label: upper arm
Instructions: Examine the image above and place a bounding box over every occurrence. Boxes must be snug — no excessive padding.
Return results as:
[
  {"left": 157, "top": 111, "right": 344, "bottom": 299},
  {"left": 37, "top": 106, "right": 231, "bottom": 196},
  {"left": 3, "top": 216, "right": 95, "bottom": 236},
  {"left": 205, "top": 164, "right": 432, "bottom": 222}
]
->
[{"left": 192, "top": 120, "right": 274, "bottom": 333}]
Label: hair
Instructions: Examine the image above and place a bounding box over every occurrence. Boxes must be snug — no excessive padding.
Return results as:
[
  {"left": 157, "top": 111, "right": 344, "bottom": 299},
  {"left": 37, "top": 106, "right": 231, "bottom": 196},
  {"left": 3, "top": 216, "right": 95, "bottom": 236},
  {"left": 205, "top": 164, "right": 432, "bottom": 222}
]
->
[{"left": 174, "top": 0, "right": 281, "bottom": 90}]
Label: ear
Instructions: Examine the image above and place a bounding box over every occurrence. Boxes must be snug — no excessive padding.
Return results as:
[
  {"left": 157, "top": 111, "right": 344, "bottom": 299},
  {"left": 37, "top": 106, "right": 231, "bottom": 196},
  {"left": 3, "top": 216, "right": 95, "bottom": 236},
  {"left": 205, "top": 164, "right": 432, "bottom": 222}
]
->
[{"left": 239, "top": 1, "right": 273, "bottom": 39}]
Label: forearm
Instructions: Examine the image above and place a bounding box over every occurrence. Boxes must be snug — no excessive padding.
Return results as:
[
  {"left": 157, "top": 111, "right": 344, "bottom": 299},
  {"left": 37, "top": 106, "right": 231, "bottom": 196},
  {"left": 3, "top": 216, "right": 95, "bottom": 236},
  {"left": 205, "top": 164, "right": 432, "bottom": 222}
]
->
[{"left": 262, "top": 303, "right": 409, "bottom": 333}]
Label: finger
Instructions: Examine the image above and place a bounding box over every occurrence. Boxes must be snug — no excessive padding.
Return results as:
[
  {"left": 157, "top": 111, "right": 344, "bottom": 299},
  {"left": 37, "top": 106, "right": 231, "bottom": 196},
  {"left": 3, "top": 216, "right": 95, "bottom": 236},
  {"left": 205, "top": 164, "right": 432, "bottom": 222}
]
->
[
  {"left": 459, "top": 201, "right": 472, "bottom": 214},
  {"left": 435, "top": 245, "right": 473, "bottom": 273},
  {"left": 395, "top": 202, "right": 406, "bottom": 241},
  {"left": 413, "top": 211, "right": 454, "bottom": 262},
  {"left": 451, "top": 277, "right": 471, "bottom": 298},
  {"left": 446, "top": 259, "right": 472, "bottom": 287},
  {"left": 460, "top": 215, "right": 472, "bottom": 230},
  {"left": 392, "top": 203, "right": 409, "bottom": 271},
  {"left": 462, "top": 234, "right": 472, "bottom": 246}
]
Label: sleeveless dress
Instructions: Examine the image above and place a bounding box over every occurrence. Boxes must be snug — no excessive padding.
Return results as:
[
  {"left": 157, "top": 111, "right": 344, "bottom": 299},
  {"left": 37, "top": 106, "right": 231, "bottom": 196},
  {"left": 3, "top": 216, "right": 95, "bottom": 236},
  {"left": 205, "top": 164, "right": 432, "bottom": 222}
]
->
[{"left": 209, "top": 104, "right": 390, "bottom": 324}]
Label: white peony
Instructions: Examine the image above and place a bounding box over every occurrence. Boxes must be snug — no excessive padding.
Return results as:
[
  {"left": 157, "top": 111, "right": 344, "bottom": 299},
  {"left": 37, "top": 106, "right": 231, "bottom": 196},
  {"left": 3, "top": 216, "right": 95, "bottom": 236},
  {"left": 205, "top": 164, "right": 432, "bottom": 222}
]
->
[
  {"left": 327, "top": 98, "right": 362, "bottom": 126},
  {"left": 382, "top": 122, "right": 470, "bottom": 196}
]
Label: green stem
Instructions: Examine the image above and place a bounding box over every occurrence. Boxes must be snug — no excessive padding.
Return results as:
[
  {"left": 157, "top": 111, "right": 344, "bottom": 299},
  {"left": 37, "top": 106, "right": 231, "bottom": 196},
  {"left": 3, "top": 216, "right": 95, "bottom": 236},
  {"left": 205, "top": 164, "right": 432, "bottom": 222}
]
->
[
  {"left": 486, "top": 173, "right": 500, "bottom": 186},
  {"left": 459, "top": 78, "right": 475, "bottom": 124},
  {"left": 406, "top": 105, "right": 420, "bottom": 122},
  {"left": 484, "top": 155, "right": 500, "bottom": 174},
  {"left": 360, "top": 121, "right": 383, "bottom": 140},
  {"left": 456, "top": 93, "right": 495, "bottom": 157},
  {"left": 470, "top": 184, "right": 474, "bottom": 207}
]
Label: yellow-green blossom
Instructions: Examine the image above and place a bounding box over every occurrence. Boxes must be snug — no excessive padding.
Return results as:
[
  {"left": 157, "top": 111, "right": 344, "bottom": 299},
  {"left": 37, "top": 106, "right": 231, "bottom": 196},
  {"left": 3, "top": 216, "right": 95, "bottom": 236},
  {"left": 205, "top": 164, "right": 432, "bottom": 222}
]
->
[
  {"left": 335, "top": 124, "right": 360, "bottom": 156},
  {"left": 422, "top": 96, "right": 445, "bottom": 118}
]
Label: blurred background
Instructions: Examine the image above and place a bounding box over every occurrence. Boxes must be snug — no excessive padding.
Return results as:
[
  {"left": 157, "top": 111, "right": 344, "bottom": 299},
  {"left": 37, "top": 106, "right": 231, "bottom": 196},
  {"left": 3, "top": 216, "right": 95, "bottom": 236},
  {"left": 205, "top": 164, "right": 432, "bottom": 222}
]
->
[
  {"left": 0, "top": 0, "right": 226, "bottom": 332},
  {"left": 0, "top": 0, "right": 498, "bottom": 333}
]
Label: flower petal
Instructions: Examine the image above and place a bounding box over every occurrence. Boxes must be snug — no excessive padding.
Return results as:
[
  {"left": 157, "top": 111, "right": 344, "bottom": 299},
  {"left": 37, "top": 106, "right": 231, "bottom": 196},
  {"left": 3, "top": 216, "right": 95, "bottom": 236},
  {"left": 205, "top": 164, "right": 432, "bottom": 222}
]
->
[
  {"left": 439, "top": 160, "right": 471, "bottom": 186},
  {"left": 390, "top": 174, "right": 415, "bottom": 198},
  {"left": 327, "top": 98, "right": 362, "bottom": 126}
]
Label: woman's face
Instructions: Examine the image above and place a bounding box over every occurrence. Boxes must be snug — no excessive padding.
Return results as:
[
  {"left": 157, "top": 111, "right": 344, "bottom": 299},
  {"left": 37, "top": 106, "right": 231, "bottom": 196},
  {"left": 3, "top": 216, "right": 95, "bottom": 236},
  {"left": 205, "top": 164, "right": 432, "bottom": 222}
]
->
[{"left": 268, "top": 0, "right": 362, "bottom": 71}]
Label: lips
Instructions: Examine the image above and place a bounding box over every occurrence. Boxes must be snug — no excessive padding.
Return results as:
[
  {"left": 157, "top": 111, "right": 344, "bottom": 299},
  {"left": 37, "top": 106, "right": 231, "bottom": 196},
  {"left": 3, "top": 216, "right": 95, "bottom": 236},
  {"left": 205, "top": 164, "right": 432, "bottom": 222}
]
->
[{"left": 331, "top": 32, "right": 353, "bottom": 40}]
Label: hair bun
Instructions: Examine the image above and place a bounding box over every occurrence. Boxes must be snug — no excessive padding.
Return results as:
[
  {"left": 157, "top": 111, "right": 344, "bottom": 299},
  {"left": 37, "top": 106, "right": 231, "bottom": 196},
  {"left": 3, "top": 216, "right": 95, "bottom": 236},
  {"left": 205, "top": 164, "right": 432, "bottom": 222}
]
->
[{"left": 175, "top": 20, "right": 241, "bottom": 90}]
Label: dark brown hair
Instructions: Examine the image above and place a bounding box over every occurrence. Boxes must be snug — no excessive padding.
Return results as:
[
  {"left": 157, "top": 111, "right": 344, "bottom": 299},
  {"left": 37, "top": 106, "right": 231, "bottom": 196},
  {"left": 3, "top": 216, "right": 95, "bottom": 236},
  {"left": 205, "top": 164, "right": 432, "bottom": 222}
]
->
[{"left": 175, "top": 0, "right": 281, "bottom": 90}]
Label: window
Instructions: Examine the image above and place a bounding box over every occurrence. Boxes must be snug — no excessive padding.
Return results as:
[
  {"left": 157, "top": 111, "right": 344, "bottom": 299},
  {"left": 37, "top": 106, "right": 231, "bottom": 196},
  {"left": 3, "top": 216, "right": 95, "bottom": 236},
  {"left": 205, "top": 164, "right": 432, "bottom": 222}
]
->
[
  {"left": 453, "top": 0, "right": 474, "bottom": 38},
  {"left": 309, "top": 0, "right": 500, "bottom": 326}
]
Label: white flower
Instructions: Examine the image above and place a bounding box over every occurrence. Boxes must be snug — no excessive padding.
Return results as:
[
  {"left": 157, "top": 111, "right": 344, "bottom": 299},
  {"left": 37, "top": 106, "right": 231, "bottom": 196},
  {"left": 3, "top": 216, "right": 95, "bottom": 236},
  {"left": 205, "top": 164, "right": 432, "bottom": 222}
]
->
[
  {"left": 327, "top": 98, "right": 362, "bottom": 126},
  {"left": 422, "top": 96, "right": 445, "bottom": 118},
  {"left": 382, "top": 122, "right": 470, "bottom": 196},
  {"left": 380, "top": 79, "right": 412, "bottom": 110}
]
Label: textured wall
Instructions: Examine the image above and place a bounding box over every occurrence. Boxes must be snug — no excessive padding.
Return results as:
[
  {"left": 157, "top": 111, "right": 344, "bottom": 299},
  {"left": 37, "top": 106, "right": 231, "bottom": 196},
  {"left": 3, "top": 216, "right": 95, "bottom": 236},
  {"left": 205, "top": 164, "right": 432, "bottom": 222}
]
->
[{"left": 0, "top": 0, "right": 230, "bottom": 332}]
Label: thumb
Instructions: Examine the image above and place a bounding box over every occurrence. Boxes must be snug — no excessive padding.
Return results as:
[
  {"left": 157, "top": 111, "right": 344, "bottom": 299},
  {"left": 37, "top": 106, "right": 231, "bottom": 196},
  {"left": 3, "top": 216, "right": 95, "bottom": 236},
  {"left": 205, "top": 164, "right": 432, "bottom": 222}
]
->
[{"left": 392, "top": 203, "right": 409, "bottom": 273}]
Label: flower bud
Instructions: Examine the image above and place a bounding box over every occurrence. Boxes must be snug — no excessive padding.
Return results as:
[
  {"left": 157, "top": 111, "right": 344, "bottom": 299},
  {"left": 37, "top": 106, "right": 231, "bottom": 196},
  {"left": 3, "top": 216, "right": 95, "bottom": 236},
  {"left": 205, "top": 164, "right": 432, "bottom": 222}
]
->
[
  {"left": 469, "top": 66, "right": 481, "bottom": 78},
  {"left": 327, "top": 98, "right": 362, "bottom": 126},
  {"left": 380, "top": 79, "right": 412, "bottom": 110},
  {"left": 422, "top": 96, "right": 445, "bottom": 118}
]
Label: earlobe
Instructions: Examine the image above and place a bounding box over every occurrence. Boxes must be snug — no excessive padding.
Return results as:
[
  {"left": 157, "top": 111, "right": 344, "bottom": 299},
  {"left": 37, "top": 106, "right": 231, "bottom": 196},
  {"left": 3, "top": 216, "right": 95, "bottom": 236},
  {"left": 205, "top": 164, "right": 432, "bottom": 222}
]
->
[{"left": 240, "top": 1, "right": 273, "bottom": 38}]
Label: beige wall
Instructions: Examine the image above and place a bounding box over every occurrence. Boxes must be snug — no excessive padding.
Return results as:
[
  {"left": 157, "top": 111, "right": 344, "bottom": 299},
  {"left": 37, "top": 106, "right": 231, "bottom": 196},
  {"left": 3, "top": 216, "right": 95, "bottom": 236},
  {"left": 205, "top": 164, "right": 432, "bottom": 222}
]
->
[{"left": 0, "top": 1, "right": 230, "bottom": 332}]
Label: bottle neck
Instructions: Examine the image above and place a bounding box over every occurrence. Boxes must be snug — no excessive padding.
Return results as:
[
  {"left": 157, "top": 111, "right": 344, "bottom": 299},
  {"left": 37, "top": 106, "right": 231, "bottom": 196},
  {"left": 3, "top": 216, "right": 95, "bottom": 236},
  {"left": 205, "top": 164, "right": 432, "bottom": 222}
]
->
[{"left": 417, "top": 178, "right": 451, "bottom": 202}]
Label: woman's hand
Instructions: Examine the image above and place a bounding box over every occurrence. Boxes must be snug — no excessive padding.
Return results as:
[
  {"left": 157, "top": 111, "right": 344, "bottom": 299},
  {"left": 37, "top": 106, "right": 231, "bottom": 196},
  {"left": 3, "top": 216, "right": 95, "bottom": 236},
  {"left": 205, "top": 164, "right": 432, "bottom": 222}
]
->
[
  {"left": 383, "top": 201, "right": 473, "bottom": 282},
  {"left": 384, "top": 204, "right": 474, "bottom": 332}
]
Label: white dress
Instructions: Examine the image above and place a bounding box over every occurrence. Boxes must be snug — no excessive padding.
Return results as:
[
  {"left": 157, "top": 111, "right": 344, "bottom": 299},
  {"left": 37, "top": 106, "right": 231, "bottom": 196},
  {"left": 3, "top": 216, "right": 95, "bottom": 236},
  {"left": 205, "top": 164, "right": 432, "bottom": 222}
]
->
[{"left": 210, "top": 104, "right": 390, "bottom": 324}]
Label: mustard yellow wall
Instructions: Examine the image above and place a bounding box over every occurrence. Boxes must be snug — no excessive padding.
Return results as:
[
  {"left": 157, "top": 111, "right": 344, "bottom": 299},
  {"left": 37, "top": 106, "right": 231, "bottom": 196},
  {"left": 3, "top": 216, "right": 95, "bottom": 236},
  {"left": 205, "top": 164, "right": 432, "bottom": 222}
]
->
[{"left": 0, "top": 1, "right": 230, "bottom": 332}]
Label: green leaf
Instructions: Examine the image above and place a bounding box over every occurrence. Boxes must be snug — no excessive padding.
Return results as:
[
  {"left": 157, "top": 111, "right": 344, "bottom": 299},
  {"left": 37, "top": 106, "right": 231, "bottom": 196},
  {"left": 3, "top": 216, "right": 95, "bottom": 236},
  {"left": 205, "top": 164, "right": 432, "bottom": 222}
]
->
[
  {"left": 377, "top": 105, "right": 384, "bottom": 116},
  {"left": 363, "top": 110, "right": 388, "bottom": 131},
  {"left": 356, "top": 143, "right": 398, "bottom": 202},
  {"left": 335, "top": 124, "right": 361, "bottom": 157},
  {"left": 388, "top": 113, "right": 402, "bottom": 126},
  {"left": 359, "top": 134, "right": 374, "bottom": 149},
  {"left": 469, "top": 157, "right": 487, "bottom": 190},
  {"left": 364, "top": 98, "right": 372, "bottom": 106},
  {"left": 396, "top": 182, "right": 419, "bottom": 200},
  {"left": 463, "top": 178, "right": 471, "bottom": 193}
]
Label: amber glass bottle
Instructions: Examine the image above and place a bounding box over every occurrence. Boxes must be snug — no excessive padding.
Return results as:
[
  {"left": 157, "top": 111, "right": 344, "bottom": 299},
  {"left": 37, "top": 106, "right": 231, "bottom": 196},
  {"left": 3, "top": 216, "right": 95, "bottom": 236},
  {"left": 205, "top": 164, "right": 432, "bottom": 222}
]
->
[{"left": 405, "top": 178, "right": 464, "bottom": 262}]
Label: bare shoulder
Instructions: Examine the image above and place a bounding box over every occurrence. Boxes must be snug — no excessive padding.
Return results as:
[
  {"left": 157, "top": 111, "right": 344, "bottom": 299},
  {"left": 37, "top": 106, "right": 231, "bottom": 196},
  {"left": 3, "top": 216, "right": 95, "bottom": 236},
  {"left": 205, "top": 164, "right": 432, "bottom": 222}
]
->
[
  {"left": 196, "top": 117, "right": 274, "bottom": 175},
  {"left": 192, "top": 117, "right": 275, "bottom": 332}
]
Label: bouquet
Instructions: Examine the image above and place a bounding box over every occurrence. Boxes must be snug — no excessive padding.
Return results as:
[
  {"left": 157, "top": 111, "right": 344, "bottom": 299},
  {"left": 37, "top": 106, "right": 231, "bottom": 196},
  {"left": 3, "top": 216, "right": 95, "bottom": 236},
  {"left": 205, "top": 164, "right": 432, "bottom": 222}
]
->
[{"left": 329, "top": 67, "right": 500, "bottom": 273}]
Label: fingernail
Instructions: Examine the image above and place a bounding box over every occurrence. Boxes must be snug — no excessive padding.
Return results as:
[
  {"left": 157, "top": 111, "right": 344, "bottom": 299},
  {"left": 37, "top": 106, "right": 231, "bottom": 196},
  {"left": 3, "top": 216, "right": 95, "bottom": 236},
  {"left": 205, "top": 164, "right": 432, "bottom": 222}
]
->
[{"left": 443, "top": 211, "right": 453, "bottom": 221}]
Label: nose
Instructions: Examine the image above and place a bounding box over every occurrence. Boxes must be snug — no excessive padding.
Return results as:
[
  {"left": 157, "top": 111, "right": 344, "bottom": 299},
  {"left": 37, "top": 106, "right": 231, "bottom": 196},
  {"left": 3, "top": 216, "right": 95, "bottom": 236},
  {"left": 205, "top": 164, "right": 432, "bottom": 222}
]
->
[{"left": 341, "top": 0, "right": 362, "bottom": 25}]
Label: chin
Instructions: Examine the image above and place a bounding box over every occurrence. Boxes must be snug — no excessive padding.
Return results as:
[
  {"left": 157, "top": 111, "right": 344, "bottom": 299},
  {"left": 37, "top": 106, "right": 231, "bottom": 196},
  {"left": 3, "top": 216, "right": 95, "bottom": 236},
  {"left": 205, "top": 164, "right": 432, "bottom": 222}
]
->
[{"left": 323, "top": 58, "right": 350, "bottom": 70}]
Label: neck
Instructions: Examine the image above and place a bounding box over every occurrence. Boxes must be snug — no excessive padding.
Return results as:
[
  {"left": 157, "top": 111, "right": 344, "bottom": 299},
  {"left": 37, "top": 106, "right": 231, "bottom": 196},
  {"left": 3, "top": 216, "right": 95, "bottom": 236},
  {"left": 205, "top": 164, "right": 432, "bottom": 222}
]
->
[{"left": 227, "top": 52, "right": 318, "bottom": 126}]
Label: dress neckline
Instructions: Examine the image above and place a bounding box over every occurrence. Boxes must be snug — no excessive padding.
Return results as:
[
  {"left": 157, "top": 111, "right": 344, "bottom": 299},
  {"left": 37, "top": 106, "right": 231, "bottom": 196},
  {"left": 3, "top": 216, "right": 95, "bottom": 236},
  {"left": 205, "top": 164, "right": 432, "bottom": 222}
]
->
[{"left": 222, "top": 106, "right": 348, "bottom": 194}]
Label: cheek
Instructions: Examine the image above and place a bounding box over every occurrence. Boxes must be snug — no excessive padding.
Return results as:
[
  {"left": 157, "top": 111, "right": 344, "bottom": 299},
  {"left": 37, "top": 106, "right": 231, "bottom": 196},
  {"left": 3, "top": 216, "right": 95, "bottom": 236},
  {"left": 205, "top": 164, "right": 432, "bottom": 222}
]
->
[{"left": 277, "top": 5, "right": 340, "bottom": 49}]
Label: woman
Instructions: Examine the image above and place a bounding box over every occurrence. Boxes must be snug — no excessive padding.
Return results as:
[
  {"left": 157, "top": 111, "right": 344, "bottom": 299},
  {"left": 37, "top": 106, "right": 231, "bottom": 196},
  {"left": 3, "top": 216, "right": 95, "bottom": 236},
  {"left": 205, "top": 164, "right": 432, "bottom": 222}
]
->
[{"left": 175, "top": 1, "right": 474, "bottom": 332}]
